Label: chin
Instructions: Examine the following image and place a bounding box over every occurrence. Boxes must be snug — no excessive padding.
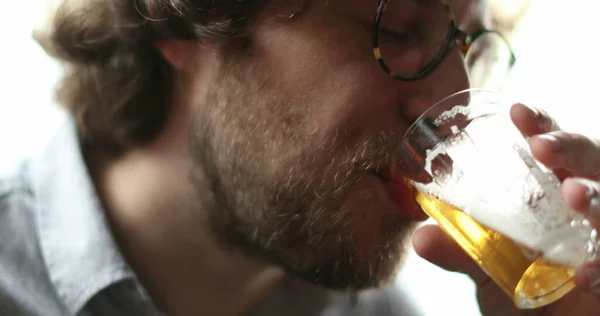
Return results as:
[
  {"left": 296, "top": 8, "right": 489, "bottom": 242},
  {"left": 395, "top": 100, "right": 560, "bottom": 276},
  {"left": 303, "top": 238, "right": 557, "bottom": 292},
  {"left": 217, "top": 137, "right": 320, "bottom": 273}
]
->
[
  {"left": 274, "top": 182, "right": 418, "bottom": 292},
  {"left": 203, "top": 159, "right": 418, "bottom": 292}
]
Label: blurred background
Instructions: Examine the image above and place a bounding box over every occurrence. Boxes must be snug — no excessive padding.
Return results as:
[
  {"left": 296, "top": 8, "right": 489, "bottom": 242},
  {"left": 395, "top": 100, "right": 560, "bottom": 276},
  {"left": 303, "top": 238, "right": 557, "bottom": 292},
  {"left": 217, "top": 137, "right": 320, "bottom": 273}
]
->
[{"left": 1, "top": 0, "right": 599, "bottom": 315}]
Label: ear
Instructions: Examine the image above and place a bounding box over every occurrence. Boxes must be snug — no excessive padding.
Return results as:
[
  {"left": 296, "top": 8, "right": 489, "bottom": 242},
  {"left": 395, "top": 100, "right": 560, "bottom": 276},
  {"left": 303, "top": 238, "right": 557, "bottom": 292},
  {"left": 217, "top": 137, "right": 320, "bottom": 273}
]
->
[{"left": 154, "top": 39, "right": 197, "bottom": 72}]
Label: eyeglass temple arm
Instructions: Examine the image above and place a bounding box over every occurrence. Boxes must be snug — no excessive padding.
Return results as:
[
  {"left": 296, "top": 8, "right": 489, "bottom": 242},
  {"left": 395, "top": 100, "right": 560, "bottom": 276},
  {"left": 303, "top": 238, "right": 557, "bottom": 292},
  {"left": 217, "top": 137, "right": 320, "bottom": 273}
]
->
[{"left": 455, "top": 28, "right": 517, "bottom": 67}]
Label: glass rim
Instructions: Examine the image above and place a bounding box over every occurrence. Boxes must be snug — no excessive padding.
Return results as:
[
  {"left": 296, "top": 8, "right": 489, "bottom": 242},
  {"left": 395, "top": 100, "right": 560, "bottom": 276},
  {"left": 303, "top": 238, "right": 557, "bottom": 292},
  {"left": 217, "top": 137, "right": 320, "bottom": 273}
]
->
[{"left": 401, "top": 88, "right": 503, "bottom": 141}]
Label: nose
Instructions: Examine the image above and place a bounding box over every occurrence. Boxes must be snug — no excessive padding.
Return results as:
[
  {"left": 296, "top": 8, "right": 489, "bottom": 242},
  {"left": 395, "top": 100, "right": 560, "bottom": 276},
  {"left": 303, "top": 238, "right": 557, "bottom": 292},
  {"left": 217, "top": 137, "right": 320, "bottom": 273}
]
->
[
  {"left": 397, "top": 47, "right": 468, "bottom": 183},
  {"left": 399, "top": 46, "right": 470, "bottom": 124}
]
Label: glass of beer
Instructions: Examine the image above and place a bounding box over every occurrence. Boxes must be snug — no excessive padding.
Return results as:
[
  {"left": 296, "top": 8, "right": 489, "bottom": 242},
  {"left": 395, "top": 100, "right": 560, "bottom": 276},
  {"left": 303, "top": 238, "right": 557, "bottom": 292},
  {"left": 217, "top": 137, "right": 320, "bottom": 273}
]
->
[{"left": 400, "top": 89, "right": 599, "bottom": 309}]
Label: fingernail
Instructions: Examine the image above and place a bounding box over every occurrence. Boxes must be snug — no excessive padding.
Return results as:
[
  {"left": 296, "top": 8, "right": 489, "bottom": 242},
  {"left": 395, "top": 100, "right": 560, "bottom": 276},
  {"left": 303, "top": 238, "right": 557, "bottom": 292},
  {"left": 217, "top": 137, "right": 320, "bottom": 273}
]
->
[
  {"left": 585, "top": 184, "right": 600, "bottom": 209},
  {"left": 528, "top": 106, "right": 555, "bottom": 132},
  {"left": 522, "top": 103, "right": 540, "bottom": 118},
  {"left": 587, "top": 266, "right": 600, "bottom": 294},
  {"left": 536, "top": 134, "right": 561, "bottom": 151}
]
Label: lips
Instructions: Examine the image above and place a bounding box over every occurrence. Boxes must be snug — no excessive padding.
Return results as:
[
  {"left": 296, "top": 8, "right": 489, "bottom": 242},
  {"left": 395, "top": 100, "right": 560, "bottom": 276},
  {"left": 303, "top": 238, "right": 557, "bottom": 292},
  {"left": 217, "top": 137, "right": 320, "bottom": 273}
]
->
[{"left": 371, "top": 165, "right": 429, "bottom": 221}]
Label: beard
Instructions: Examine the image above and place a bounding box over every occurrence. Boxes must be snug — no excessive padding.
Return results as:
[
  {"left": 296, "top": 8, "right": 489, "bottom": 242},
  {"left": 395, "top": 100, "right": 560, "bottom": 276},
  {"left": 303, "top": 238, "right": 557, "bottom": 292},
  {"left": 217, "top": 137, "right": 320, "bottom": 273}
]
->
[{"left": 188, "top": 51, "right": 417, "bottom": 291}]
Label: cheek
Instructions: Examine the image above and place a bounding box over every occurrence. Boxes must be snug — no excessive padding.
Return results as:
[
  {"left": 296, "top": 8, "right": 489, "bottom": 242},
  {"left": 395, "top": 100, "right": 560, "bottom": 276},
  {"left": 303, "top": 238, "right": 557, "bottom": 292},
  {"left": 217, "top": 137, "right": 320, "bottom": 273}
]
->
[
  {"left": 253, "top": 23, "right": 407, "bottom": 148},
  {"left": 306, "top": 67, "right": 399, "bottom": 139}
]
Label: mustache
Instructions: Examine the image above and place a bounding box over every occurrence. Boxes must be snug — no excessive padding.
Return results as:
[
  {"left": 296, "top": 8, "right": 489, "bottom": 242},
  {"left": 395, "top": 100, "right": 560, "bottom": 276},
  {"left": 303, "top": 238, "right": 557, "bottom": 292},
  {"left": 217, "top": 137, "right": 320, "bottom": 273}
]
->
[
  {"left": 303, "top": 129, "right": 405, "bottom": 195},
  {"left": 342, "top": 130, "right": 405, "bottom": 175}
]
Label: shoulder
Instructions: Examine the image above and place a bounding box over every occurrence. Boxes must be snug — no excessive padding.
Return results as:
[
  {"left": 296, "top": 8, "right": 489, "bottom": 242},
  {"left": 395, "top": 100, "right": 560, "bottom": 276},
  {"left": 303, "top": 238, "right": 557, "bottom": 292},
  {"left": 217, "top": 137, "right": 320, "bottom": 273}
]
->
[
  {"left": 0, "top": 162, "right": 69, "bottom": 315},
  {"left": 0, "top": 162, "right": 35, "bottom": 230},
  {"left": 0, "top": 162, "right": 40, "bottom": 280}
]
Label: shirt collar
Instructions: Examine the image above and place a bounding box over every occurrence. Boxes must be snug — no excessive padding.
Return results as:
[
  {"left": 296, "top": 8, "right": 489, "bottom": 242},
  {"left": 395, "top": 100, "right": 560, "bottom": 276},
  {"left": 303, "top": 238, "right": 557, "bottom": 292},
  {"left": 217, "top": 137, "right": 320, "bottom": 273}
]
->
[{"left": 29, "top": 116, "right": 137, "bottom": 314}]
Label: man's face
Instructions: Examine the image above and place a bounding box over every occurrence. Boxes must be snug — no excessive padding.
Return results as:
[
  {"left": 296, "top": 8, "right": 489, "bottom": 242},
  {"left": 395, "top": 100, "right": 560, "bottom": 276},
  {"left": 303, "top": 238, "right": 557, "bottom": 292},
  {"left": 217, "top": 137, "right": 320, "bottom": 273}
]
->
[{"left": 190, "top": 0, "right": 470, "bottom": 290}]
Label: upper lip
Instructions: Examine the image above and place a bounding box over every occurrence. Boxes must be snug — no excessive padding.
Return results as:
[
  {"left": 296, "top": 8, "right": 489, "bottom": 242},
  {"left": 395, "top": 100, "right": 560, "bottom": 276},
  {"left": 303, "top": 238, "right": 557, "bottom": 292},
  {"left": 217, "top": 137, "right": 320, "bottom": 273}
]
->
[{"left": 368, "top": 163, "right": 430, "bottom": 221}]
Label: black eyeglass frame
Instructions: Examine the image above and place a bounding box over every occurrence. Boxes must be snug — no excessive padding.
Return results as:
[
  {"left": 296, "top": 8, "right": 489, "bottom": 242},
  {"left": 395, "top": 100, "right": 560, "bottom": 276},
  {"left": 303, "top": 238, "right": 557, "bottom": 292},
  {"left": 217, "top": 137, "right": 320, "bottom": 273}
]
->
[{"left": 372, "top": 0, "right": 517, "bottom": 81}]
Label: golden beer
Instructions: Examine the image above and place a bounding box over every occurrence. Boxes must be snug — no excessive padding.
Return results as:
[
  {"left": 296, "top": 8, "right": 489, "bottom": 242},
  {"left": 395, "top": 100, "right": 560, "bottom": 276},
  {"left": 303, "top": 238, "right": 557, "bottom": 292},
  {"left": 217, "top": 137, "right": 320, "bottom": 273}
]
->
[{"left": 415, "top": 191, "right": 576, "bottom": 308}]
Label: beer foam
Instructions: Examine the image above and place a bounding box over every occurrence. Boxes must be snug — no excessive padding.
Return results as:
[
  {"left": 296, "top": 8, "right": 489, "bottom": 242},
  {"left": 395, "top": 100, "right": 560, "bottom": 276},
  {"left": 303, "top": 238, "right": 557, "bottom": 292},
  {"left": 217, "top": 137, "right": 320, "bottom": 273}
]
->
[
  {"left": 433, "top": 105, "right": 470, "bottom": 126},
  {"left": 414, "top": 110, "right": 594, "bottom": 267}
]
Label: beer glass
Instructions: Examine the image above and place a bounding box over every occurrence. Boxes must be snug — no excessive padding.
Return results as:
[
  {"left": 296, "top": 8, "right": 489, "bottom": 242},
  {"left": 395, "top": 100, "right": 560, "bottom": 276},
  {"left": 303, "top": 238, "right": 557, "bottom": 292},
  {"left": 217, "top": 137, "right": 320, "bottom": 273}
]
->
[{"left": 400, "top": 89, "right": 599, "bottom": 309}]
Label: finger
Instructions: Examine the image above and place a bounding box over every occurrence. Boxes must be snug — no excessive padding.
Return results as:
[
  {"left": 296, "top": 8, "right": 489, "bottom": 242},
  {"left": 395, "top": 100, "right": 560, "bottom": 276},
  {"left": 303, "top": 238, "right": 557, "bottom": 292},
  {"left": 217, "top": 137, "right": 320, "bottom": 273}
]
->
[
  {"left": 576, "top": 262, "right": 600, "bottom": 296},
  {"left": 412, "top": 225, "right": 489, "bottom": 285},
  {"left": 562, "top": 178, "right": 600, "bottom": 227},
  {"left": 510, "top": 104, "right": 571, "bottom": 180},
  {"left": 530, "top": 132, "right": 600, "bottom": 179},
  {"left": 510, "top": 103, "right": 560, "bottom": 137},
  {"left": 554, "top": 168, "right": 574, "bottom": 182}
]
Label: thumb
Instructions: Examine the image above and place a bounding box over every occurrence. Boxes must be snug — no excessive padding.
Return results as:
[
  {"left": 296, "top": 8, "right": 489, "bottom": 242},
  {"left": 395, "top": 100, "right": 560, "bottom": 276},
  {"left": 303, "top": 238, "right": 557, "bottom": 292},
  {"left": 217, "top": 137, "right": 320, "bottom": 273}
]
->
[{"left": 413, "top": 225, "right": 489, "bottom": 286}]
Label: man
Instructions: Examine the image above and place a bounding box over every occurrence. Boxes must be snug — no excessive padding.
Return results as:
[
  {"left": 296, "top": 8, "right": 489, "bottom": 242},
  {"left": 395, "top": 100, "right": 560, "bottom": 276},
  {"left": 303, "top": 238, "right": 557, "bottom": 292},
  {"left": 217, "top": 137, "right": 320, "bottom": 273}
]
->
[{"left": 2, "top": 0, "right": 600, "bottom": 315}]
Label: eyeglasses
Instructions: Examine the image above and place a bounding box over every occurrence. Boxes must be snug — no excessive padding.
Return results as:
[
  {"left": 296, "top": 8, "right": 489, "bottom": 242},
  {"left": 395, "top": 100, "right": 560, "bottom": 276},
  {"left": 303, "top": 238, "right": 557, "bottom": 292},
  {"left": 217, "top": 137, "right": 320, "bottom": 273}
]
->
[{"left": 372, "top": 0, "right": 516, "bottom": 89}]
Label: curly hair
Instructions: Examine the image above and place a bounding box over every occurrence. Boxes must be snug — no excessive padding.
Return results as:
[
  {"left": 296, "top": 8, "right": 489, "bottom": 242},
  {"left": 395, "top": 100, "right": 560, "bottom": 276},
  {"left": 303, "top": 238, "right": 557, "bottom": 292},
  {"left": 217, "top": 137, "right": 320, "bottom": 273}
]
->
[{"left": 34, "top": 0, "right": 272, "bottom": 155}]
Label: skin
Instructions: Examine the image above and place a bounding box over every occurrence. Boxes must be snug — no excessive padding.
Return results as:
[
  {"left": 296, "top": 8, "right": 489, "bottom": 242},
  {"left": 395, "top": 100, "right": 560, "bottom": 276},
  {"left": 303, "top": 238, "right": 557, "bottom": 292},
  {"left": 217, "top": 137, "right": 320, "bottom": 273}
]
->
[{"left": 86, "top": 0, "right": 600, "bottom": 315}]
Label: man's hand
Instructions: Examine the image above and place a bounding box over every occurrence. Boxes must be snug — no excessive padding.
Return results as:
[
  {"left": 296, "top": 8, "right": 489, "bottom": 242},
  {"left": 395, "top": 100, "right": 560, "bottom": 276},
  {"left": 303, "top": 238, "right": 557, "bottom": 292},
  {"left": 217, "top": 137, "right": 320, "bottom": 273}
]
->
[{"left": 412, "top": 103, "right": 600, "bottom": 315}]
